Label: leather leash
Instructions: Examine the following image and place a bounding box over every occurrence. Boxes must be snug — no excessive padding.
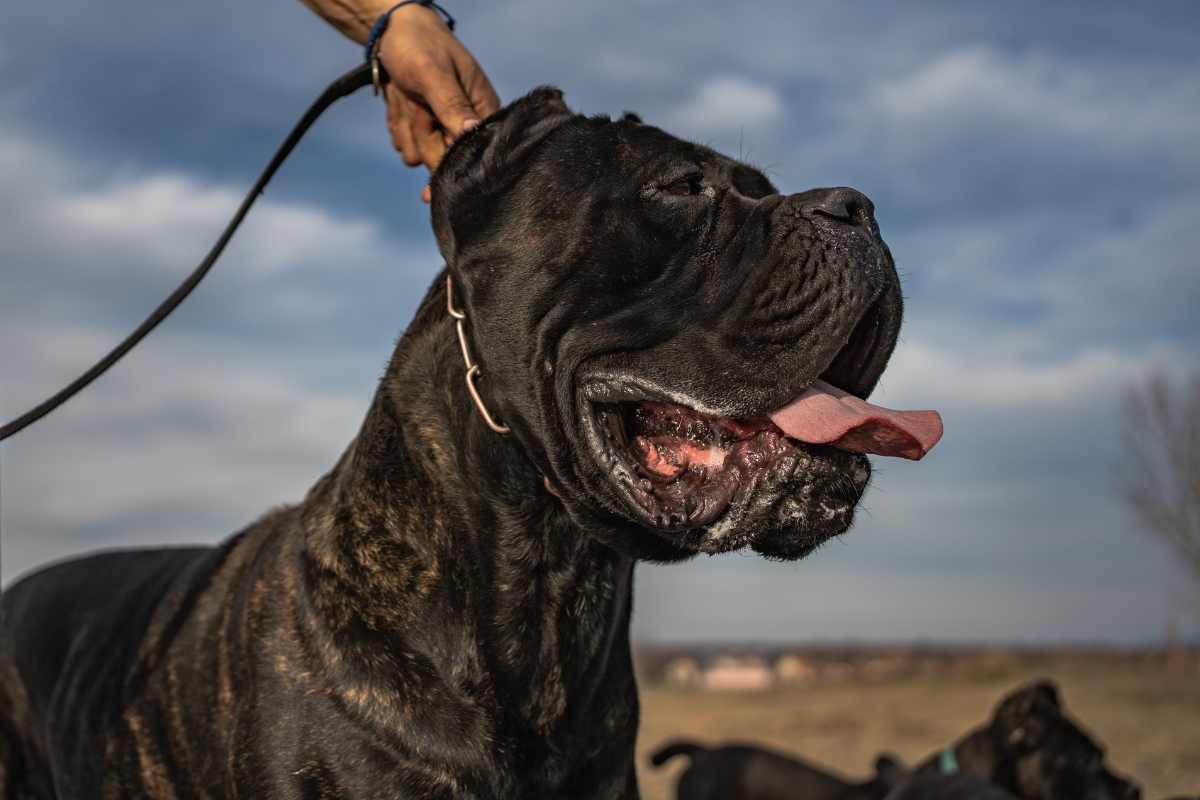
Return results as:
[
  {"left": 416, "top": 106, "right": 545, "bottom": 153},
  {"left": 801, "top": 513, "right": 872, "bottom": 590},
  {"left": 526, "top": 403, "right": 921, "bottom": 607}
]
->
[{"left": 0, "top": 63, "right": 383, "bottom": 442}]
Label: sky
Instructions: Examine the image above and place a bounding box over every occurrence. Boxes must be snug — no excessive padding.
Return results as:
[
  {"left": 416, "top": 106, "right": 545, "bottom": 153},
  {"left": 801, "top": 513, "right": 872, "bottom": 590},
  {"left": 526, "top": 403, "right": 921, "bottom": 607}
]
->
[{"left": 1, "top": 1, "right": 1198, "bottom": 645}]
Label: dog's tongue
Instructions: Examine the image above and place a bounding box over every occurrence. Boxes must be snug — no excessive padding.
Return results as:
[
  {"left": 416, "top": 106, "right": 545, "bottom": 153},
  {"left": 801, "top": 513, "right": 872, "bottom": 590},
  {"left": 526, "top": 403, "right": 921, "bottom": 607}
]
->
[{"left": 768, "top": 380, "right": 943, "bottom": 460}]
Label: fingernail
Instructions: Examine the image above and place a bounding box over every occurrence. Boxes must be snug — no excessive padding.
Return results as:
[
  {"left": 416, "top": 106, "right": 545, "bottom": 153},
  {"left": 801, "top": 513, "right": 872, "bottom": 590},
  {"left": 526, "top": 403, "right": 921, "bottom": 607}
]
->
[
  {"left": 422, "top": 185, "right": 432, "bottom": 204},
  {"left": 462, "top": 118, "right": 480, "bottom": 132}
]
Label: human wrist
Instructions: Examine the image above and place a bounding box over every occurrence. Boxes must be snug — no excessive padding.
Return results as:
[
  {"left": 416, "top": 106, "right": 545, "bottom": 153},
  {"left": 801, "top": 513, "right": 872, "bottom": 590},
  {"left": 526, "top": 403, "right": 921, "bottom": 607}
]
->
[{"left": 364, "top": 1, "right": 455, "bottom": 61}]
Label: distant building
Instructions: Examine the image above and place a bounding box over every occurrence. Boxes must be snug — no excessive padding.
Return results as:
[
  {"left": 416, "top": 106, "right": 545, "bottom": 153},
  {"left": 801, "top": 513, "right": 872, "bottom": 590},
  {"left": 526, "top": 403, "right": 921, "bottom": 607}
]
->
[
  {"left": 701, "top": 656, "right": 773, "bottom": 691},
  {"left": 773, "top": 654, "right": 817, "bottom": 685},
  {"left": 663, "top": 657, "right": 703, "bottom": 689}
]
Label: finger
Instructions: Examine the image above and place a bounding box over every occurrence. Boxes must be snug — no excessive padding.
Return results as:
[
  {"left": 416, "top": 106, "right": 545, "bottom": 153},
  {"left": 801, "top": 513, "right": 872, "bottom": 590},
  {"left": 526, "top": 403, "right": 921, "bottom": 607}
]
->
[
  {"left": 406, "top": 97, "right": 448, "bottom": 171},
  {"left": 421, "top": 185, "right": 432, "bottom": 204},
  {"left": 386, "top": 88, "right": 422, "bottom": 167},
  {"left": 415, "top": 124, "right": 446, "bottom": 172},
  {"left": 455, "top": 56, "right": 501, "bottom": 119},
  {"left": 472, "top": 79, "right": 501, "bottom": 119},
  {"left": 416, "top": 61, "right": 482, "bottom": 140},
  {"left": 440, "top": 118, "right": 477, "bottom": 150}
]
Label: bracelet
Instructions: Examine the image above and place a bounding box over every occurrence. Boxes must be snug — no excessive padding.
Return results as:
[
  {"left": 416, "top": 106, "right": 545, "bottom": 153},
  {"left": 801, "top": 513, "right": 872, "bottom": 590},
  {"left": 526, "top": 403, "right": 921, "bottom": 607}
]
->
[
  {"left": 364, "top": 1, "right": 456, "bottom": 73},
  {"left": 366, "top": 1, "right": 455, "bottom": 95}
]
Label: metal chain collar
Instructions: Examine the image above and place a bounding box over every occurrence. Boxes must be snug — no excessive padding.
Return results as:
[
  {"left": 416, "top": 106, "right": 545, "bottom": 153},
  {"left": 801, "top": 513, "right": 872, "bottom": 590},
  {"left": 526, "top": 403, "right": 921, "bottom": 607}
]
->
[{"left": 445, "top": 275, "right": 511, "bottom": 434}]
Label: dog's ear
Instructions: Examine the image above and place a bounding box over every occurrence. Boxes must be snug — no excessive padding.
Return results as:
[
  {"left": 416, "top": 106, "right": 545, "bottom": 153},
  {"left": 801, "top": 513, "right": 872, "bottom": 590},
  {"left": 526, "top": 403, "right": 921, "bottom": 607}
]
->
[
  {"left": 873, "top": 753, "right": 906, "bottom": 789},
  {"left": 430, "top": 86, "right": 576, "bottom": 263},
  {"left": 1028, "top": 679, "right": 1061, "bottom": 710},
  {"left": 994, "top": 679, "right": 1062, "bottom": 751}
]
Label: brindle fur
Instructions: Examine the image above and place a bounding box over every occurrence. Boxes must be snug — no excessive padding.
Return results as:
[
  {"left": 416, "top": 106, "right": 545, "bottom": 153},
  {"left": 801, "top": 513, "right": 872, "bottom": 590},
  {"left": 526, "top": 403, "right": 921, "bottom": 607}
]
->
[{"left": 1, "top": 277, "right": 637, "bottom": 798}]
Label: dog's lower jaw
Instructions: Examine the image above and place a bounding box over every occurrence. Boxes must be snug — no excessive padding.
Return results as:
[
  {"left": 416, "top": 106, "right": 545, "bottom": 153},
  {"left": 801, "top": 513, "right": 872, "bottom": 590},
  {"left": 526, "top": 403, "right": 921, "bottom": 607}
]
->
[{"left": 293, "top": 319, "right": 641, "bottom": 798}]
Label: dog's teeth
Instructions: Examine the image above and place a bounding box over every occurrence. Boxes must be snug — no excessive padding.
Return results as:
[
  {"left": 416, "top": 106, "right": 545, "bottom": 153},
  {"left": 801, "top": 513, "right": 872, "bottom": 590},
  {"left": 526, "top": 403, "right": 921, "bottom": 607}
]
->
[{"left": 684, "top": 494, "right": 698, "bottom": 518}]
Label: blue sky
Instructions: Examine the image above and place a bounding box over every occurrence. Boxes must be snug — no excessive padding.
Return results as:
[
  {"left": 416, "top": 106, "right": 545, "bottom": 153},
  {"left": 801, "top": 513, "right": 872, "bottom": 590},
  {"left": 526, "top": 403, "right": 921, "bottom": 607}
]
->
[{"left": 2, "top": 1, "right": 1198, "bottom": 644}]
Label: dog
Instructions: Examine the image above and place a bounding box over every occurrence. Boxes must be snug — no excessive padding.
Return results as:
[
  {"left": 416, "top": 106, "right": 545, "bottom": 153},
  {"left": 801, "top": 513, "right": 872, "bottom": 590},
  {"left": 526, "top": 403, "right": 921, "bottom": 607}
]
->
[
  {"left": 649, "top": 741, "right": 905, "bottom": 800},
  {"left": 910, "top": 680, "right": 1141, "bottom": 800},
  {"left": 0, "top": 86, "right": 942, "bottom": 798}
]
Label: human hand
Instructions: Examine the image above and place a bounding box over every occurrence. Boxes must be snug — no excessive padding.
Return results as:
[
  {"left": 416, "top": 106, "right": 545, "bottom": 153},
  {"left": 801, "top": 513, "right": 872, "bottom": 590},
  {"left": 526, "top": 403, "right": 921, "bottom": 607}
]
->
[{"left": 376, "top": 3, "right": 500, "bottom": 202}]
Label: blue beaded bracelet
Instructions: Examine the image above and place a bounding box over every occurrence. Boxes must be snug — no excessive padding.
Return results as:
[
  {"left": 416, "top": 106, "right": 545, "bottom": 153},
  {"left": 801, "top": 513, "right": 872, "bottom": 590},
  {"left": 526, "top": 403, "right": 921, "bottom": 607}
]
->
[{"left": 364, "top": 0, "right": 456, "bottom": 64}]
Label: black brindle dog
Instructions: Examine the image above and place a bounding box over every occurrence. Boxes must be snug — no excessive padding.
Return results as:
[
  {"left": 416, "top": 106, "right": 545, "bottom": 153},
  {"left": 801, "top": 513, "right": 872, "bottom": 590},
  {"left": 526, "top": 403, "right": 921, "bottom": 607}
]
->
[{"left": 0, "top": 87, "right": 942, "bottom": 798}]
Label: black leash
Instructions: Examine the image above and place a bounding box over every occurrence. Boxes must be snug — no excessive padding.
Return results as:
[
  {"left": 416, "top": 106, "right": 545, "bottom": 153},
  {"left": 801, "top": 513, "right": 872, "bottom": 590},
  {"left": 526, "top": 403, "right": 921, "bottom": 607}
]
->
[{"left": 0, "top": 63, "right": 374, "bottom": 442}]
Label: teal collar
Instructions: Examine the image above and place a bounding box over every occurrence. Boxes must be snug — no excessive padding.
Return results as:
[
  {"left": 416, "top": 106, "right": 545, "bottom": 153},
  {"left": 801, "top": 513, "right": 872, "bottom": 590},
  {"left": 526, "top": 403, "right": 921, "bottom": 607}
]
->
[{"left": 939, "top": 747, "right": 960, "bottom": 775}]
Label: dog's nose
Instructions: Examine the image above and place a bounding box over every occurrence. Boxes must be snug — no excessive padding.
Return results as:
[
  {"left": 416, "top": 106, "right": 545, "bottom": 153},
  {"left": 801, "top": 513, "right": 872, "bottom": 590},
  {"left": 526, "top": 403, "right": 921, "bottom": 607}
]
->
[{"left": 798, "top": 187, "right": 875, "bottom": 227}]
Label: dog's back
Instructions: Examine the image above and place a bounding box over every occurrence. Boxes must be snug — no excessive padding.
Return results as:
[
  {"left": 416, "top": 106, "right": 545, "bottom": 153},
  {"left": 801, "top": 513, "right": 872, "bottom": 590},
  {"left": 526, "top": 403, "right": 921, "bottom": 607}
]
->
[
  {"left": 1, "top": 546, "right": 222, "bottom": 796},
  {"left": 4, "top": 548, "right": 214, "bottom": 699},
  {"left": 651, "top": 740, "right": 900, "bottom": 800}
]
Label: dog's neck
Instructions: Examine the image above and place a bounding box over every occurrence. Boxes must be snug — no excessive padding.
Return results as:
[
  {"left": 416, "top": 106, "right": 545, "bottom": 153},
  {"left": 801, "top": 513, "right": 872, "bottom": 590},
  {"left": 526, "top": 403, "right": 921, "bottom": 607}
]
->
[{"left": 294, "top": 276, "right": 638, "bottom": 789}]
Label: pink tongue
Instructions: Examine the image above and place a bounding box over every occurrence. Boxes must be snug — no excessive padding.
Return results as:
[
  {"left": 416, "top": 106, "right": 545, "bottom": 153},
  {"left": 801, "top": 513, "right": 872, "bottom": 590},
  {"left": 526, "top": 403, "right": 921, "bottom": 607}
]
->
[{"left": 768, "top": 379, "right": 943, "bottom": 460}]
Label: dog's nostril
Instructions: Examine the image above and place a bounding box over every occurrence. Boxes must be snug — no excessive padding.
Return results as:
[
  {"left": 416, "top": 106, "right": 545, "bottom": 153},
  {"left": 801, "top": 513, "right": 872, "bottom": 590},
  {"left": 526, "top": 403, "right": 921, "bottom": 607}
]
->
[{"left": 802, "top": 188, "right": 874, "bottom": 226}]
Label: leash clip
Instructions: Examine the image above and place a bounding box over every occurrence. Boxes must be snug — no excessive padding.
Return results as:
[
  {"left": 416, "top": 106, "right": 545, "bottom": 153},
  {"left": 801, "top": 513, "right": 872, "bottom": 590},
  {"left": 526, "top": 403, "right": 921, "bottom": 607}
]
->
[
  {"left": 446, "top": 275, "right": 511, "bottom": 434},
  {"left": 370, "top": 52, "right": 384, "bottom": 97}
]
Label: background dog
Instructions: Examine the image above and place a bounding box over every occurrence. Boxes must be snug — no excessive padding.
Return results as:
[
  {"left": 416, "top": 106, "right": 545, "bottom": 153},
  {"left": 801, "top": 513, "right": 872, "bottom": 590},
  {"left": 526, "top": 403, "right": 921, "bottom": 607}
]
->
[
  {"left": 911, "top": 681, "right": 1140, "bottom": 800},
  {"left": 650, "top": 741, "right": 904, "bottom": 800}
]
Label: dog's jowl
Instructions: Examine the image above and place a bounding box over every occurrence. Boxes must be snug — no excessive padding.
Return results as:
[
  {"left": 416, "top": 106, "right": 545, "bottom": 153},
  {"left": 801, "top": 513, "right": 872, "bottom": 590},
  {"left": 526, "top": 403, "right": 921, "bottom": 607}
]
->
[{"left": 0, "top": 88, "right": 942, "bottom": 799}]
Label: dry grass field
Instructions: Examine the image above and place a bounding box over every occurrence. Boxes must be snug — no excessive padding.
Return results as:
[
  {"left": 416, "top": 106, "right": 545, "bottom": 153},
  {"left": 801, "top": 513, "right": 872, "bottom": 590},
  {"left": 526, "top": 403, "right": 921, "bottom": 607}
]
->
[{"left": 635, "top": 659, "right": 1200, "bottom": 800}]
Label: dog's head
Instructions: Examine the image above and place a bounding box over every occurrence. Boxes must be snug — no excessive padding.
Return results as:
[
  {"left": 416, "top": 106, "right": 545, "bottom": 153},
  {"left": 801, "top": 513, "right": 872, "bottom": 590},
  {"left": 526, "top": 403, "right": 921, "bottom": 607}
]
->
[
  {"left": 991, "top": 681, "right": 1064, "bottom": 754},
  {"left": 871, "top": 753, "right": 909, "bottom": 796},
  {"left": 991, "top": 681, "right": 1140, "bottom": 800},
  {"left": 1011, "top": 723, "right": 1141, "bottom": 800},
  {"left": 429, "top": 87, "right": 941, "bottom": 560}
]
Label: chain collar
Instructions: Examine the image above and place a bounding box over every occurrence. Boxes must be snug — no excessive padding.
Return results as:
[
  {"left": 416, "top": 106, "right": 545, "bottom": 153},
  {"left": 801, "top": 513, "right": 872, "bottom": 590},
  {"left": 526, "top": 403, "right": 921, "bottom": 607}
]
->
[{"left": 446, "top": 275, "right": 511, "bottom": 434}]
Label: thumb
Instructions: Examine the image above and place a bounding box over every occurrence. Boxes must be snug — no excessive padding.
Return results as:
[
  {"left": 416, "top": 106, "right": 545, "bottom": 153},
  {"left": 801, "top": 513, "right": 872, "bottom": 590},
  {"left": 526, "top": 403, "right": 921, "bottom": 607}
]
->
[{"left": 421, "top": 71, "right": 482, "bottom": 140}]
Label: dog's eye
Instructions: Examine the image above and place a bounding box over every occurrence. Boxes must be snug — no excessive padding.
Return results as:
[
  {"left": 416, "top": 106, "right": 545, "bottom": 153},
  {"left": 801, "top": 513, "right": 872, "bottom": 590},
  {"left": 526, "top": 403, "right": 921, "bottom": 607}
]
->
[{"left": 662, "top": 176, "right": 701, "bottom": 196}]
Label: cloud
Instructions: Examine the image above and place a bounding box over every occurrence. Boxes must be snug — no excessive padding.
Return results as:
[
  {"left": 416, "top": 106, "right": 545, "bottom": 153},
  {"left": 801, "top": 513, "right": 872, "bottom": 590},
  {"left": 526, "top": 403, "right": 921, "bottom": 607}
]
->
[
  {"left": 883, "top": 184, "right": 1200, "bottom": 363},
  {"left": 0, "top": 124, "right": 440, "bottom": 405},
  {"left": 57, "top": 175, "right": 378, "bottom": 277},
  {"left": 815, "top": 42, "right": 1200, "bottom": 221},
  {"left": 1, "top": 308, "right": 375, "bottom": 585},
  {"left": 590, "top": 51, "right": 677, "bottom": 85},
  {"left": 868, "top": 45, "right": 1200, "bottom": 155},
  {"left": 0, "top": 128, "right": 381, "bottom": 280},
  {"left": 875, "top": 340, "right": 1191, "bottom": 412},
  {"left": 0, "top": 127, "right": 425, "bottom": 584},
  {"left": 661, "top": 76, "right": 784, "bottom": 137},
  {"left": 3, "top": 324, "right": 365, "bottom": 537}
]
